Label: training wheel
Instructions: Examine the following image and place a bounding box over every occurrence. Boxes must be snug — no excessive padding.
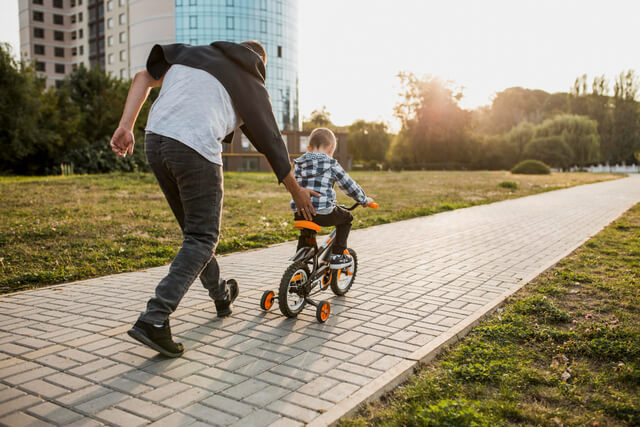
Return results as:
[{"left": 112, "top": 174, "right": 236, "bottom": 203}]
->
[
  {"left": 316, "top": 300, "right": 330, "bottom": 323},
  {"left": 260, "top": 290, "right": 275, "bottom": 311}
]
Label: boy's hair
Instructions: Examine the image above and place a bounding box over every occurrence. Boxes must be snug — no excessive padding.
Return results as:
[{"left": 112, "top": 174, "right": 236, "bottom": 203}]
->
[
  {"left": 308, "top": 128, "right": 336, "bottom": 150},
  {"left": 240, "top": 40, "right": 267, "bottom": 64}
]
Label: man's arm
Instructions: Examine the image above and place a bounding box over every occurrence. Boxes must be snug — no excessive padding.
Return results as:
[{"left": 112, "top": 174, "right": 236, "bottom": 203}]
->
[
  {"left": 282, "top": 171, "right": 319, "bottom": 221},
  {"left": 110, "top": 69, "right": 164, "bottom": 157}
]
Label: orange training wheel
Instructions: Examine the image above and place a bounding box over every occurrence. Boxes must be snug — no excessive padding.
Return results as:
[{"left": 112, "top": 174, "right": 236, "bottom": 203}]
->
[
  {"left": 260, "top": 290, "right": 275, "bottom": 311},
  {"left": 316, "top": 300, "right": 330, "bottom": 323}
]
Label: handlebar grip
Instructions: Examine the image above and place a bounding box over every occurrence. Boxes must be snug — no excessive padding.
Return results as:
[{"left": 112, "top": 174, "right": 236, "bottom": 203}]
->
[{"left": 369, "top": 202, "right": 379, "bottom": 209}]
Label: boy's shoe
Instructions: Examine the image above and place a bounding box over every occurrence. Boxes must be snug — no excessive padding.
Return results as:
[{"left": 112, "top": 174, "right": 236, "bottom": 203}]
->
[
  {"left": 330, "top": 253, "right": 353, "bottom": 269},
  {"left": 127, "top": 319, "right": 184, "bottom": 358},
  {"left": 215, "top": 279, "right": 239, "bottom": 318}
]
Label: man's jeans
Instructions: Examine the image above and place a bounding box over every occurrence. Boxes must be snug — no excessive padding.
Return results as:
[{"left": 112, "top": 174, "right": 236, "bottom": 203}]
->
[{"left": 140, "top": 132, "right": 226, "bottom": 324}]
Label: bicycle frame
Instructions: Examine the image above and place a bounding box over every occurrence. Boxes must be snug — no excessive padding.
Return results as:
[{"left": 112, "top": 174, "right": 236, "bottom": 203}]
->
[{"left": 289, "top": 227, "right": 337, "bottom": 296}]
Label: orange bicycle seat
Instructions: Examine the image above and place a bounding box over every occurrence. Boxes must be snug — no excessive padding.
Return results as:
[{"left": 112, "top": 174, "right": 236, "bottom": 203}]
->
[{"left": 294, "top": 220, "right": 321, "bottom": 232}]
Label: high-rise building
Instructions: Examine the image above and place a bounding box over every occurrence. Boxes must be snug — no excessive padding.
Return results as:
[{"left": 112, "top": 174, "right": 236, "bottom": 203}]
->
[{"left": 19, "top": 0, "right": 299, "bottom": 130}]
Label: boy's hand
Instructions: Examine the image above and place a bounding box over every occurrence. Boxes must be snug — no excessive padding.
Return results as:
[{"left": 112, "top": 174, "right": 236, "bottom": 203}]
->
[
  {"left": 110, "top": 126, "right": 135, "bottom": 157},
  {"left": 365, "top": 197, "right": 374, "bottom": 207}
]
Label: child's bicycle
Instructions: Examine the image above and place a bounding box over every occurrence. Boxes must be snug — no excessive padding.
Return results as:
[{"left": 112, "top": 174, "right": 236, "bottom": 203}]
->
[{"left": 259, "top": 201, "right": 378, "bottom": 323}]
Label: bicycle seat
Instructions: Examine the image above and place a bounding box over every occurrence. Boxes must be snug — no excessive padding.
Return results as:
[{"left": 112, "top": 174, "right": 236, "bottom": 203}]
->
[{"left": 294, "top": 220, "right": 321, "bottom": 232}]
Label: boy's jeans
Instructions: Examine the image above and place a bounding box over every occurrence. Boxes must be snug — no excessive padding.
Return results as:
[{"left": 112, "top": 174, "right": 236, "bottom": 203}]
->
[
  {"left": 139, "top": 132, "right": 226, "bottom": 324},
  {"left": 295, "top": 206, "right": 353, "bottom": 254}
]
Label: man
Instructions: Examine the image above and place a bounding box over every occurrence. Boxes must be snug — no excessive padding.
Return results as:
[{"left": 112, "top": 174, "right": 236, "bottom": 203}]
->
[{"left": 110, "top": 40, "right": 317, "bottom": 357}]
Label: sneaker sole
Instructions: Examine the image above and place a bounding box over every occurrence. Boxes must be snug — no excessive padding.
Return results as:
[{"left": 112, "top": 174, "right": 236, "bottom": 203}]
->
[
  {"left": 217, "top": 280, "right": 239, "bottom": 318},
  {"left": 127, "top": 327, "right": 184, "bottom": 358},
  {"left": 330, "top": 262, "right": 353, "bottom": 269}
]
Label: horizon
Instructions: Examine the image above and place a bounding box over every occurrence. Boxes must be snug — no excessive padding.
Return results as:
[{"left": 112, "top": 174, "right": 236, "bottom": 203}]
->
[{"left": 2, "top": 0, "right": 639, "bottom": 128}]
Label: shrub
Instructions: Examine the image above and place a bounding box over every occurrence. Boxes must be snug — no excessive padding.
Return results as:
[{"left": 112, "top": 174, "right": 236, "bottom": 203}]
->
[
  {"left": 511, "top": 159, "right": 551, "bottom": 175},
  {"left": 498, "top": 181, "right": 518, "bottom": 189}
]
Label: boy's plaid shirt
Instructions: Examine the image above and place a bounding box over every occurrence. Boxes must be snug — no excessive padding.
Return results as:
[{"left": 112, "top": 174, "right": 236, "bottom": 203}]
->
[{"left": 290, "top": 152, "right": 367, "bottom": 214}]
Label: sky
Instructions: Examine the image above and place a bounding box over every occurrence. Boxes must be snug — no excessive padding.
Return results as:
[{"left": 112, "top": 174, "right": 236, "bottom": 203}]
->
[{"left": 3, "top": 0, "right": 640, "bottom": 130}]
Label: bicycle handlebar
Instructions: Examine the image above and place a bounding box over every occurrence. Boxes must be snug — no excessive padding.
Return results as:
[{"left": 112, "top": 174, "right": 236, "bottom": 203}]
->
[{"left": 341, "top": 202, "right": 379, "bottom": 211}]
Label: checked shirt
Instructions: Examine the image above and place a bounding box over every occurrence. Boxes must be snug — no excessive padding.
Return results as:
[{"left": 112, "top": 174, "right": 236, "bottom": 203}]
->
[{"left": 290, "top": 152, "right": 368, "bottom": 215}]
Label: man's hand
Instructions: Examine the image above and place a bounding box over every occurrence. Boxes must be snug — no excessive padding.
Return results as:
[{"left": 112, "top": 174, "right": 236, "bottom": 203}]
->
[
  {"left": 282, "top": 172, "right": 319, "bottom": 220},
  {"left": 110, "top": 126, "right": 135, "bottom": 157},
  {"left": 292, "top": 187, "right": 320, "bottom": 220}
]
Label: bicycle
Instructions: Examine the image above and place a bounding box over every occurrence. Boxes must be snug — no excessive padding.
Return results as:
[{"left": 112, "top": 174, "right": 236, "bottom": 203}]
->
[{"left": 259, "top": 201, "right": 378, "bottom": 323}]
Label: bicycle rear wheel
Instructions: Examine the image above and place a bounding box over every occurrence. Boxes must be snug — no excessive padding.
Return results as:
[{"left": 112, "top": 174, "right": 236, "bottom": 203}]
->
[{"left": 278, "top": 262, "right": 309, "bottom": 317}]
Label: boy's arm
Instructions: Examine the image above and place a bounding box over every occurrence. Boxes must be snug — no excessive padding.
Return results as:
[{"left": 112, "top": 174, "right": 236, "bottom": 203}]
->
[
  {"left": 110, "top": 69, "right": 165, "bottom": 157},
  {"left": 334, "top": 163, "right": 368, "bottom": 205}
]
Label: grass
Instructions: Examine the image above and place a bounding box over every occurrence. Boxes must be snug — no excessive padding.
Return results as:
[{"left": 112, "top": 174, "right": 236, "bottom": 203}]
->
[
  {"left": 0, "top": 170, "right": 619, "bottom": 294},
  {"left": 340, "top": 202, "right": 640, "bottom": 427}
]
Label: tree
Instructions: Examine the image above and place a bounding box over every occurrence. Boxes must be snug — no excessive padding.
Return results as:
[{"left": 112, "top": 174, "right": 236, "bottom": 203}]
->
[
  {"left": 533, "top": 114, "right": 600, "bottom": 167},
  {"left": 523, "top": 136, "right": 573, "bottom": 169},
  {"left": 388, "top": 72, "right": 471, "bottom": 169},
  {"left": 346, "top": 120, "right": 391, "bottom": 166},
  {"left": 0, "top": 43, "right": 47, "bottom": 173},
  {"left": 302, "top": 106, "right": 335, "bottom": 131},
  {"left": 611, "top": 70, "right": 640, "bottom": 164},
  {"left": 503, "top": 121, "right": 535, "bottom": 165}
]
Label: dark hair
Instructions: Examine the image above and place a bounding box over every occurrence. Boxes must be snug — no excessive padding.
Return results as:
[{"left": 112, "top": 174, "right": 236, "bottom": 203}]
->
[
  {"left": 240, "top": 40, "right": 267, "bottom": 64},
  {"left": 309, "top": 128, "right": 336, "bottom": 149}
]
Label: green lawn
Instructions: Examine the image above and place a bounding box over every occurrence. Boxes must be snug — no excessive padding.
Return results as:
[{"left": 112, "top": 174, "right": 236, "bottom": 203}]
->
[
  {"left": 340, "top": 202, "right": 640, "bottom": 426},
  {"left": 0, "top": 171, "right": 618, "bottom": 294}
]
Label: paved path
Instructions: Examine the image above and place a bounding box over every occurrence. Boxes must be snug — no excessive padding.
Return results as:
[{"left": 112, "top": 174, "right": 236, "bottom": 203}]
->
[{"left": 1, "top": 175, "right": 640, "bottom": 427}]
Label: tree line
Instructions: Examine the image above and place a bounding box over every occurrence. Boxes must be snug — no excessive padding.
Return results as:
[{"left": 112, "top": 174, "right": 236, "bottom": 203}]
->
[{"left": 1, "top": 41, "right": 639, "bottom": 175}]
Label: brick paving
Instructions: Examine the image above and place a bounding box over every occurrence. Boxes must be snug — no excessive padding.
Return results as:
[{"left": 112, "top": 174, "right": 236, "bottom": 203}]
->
[{"left": 1, "top": 175, "right": 639, "bottom": 426}]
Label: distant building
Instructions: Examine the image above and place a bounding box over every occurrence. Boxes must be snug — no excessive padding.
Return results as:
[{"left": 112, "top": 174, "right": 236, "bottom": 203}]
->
[
  {"left": 223, "top": 130, "right": 352, "bottom": 173},
  {"left": 19, "top": 0, "right": 299, "bottom": 131}
]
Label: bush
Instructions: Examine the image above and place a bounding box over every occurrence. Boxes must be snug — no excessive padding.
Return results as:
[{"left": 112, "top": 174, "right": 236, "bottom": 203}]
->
[
  {"left": 511, "top": 159, "right": 551, "bottom": 175},
  {"left": 498, "top": 181, "right": 518, "bottom": 189}
]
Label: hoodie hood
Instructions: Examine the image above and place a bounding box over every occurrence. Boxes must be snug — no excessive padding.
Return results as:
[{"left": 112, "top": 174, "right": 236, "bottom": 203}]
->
[
  {"left": 294, "top": 152, "right": 335, "bottom": 178},
  {"left": 211, "top": 41, "right": 266, "bottom": 82}
]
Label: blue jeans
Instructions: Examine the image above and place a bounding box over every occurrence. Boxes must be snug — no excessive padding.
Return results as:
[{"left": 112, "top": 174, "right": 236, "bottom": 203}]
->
[{"left": 139, "top": 132, "right": 226, "bottom": 324}]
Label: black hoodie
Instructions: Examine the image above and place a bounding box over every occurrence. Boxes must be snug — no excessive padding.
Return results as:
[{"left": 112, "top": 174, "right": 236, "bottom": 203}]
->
[{"left": 146, "top": 42, "right": 291, "bottom": 183}]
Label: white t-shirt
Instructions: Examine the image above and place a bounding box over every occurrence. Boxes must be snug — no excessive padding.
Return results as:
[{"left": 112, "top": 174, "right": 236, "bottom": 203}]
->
[{"left": 145, "top": 64, "right": 241, "bottom": 166}]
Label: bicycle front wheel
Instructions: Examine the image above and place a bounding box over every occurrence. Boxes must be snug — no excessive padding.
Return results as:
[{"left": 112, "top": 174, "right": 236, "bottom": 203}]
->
[{"left": 331, "top": 248, "right": 357, "bottom": 296}]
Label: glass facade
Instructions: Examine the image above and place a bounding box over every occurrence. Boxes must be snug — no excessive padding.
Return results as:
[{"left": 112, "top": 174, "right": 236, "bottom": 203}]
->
[{"left": 175, "top": 0, "right": 299, "bottom": 130}]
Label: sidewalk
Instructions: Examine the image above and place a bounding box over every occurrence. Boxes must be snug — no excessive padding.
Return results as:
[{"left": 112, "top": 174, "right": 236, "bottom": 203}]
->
[{"left": 1, "top": 175, "right": 639, "bottom": 426}]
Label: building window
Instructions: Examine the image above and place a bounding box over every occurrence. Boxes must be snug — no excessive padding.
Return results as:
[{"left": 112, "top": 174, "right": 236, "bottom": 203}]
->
[
  {"left": 71, "top": 0, "right": 76, "bottom": 6},
  {"left": 53, "top": 0, "right": 63, "bottom": 8},
  {"left": 226, "top": 16, "right": 234, "bottom": 29},
  {"left": 190, "top": 16, "right": 197, "bottom": 28},
  {"left": 242, "top": 158, "right": 258, "bottom": 171},
  {"left": 35, "top": 61, "right": 45, "bottom": 71},
  {"left": 34, "top": 27, "right": 45, "bottom": 38},
  {"left": 72, "top": 63, "right": 78, "bottom": 71},
  {"left": 71, "top": 15, "right": 77, "bottom": 23},
  {"left": 71, "top": 30, "right": 77, "bottom": 40},
  {"left": 260, "top": 19, "right": 267, "bottom": 33},
  {"left": 276, "top": 66, "right": 282, "bottom": 80},
  {"left": 107, "top": 35, "right": 113, "bottom": 46},
  {"left": 55, "top": 63, "right": 65, "bottom": 74},
  {"left": 277, "top": 45, "right": 282, "bottom": 58},
  {"left": 107, "top": 18, "right": 113, "bottom": 28},
  {"left": 260, "top": 0, "right": 267, "bottom": 10},
  {"left": 53, "top": 14, "right": 64, "bottom": 25},
  {"left": 33, "top": 0, "right": 43, "bottom": 4},
  {"left": 189, "top": 38, "right": 197, "bottom": 45},
  {"left": 54, "top": 31, "right": 64, "bottom": 41},
  {"left": 79, "top": 45, "right": 83, "bottom": 55},
  {"left": 120, "top": 68, "right": 126, "bottom": 78},
  {"left": 34, "top": 45, "right": 45, "bottom": 55},
  {"left": 106, "top": 0, "right": 113, "bottom": 10},
  {"left": 119, "top": 0, "right": 124, "bottom": 5},
  {"left": 119, "top": 50, "right": 125, "bottom": 61},
  {"left": 119, "top": 32, "right": 126, "bottom": 43},
  {"left": 79, "top": 28, "right": 83, "bottom": 38},
  {"left": 55, "top": 80, "right": 64, "bottom": 88},
  {"left": 108, "top": 53, "right": 113, "bottom": 64},
  {"left": 189, "top": 0, "right": 196, "bottom": 4},
  {"left": 54, "top": 47, "right": 65, "bottom": 57},
  {"left": 226, "top": 0, "right": 233, "bottom": 5},
  {"left": 299, "top": 136, "right": 309, "bottom": 152},
  {"left": 276, "top": 0, "right": 282, "bottom": 14},
  {"left": 78, "top": 12, "right": 83, "bottom": 22},
  {"left": 119, "top": 13, "right": 125, "bottom": 25},
  {"left": 72, "top": 47, "right": 77, "bottom": 56},
  {"left": 33, "top": 11, "right": 44, "bottom": 22},
  {"left": 277, "top": 23, "right": 282, "bottom": 36}
]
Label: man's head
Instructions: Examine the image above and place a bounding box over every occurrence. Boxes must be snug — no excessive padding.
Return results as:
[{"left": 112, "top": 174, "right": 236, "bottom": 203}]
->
[
  {"left": 308, "top": 128, "right": 337, "bottom": 156},
  {"left": 240, "top": 40, "right": 267, "bottom": 65}
]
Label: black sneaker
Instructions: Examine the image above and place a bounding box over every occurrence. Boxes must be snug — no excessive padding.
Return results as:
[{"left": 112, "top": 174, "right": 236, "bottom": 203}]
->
[
  {"left": 127, "top": 319, "right": 184, "bottom": 358},
  {"left": 330, "top": 253, "right": 353, "bottom": 269},
  {"left": 215, "top": 279, "right": 239, "bottom": 318}
]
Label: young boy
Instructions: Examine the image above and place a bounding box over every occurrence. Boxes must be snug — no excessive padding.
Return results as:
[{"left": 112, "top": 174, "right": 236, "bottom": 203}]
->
[{"left": 291, "top": 128, "right": 374, "bottom": 268}]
